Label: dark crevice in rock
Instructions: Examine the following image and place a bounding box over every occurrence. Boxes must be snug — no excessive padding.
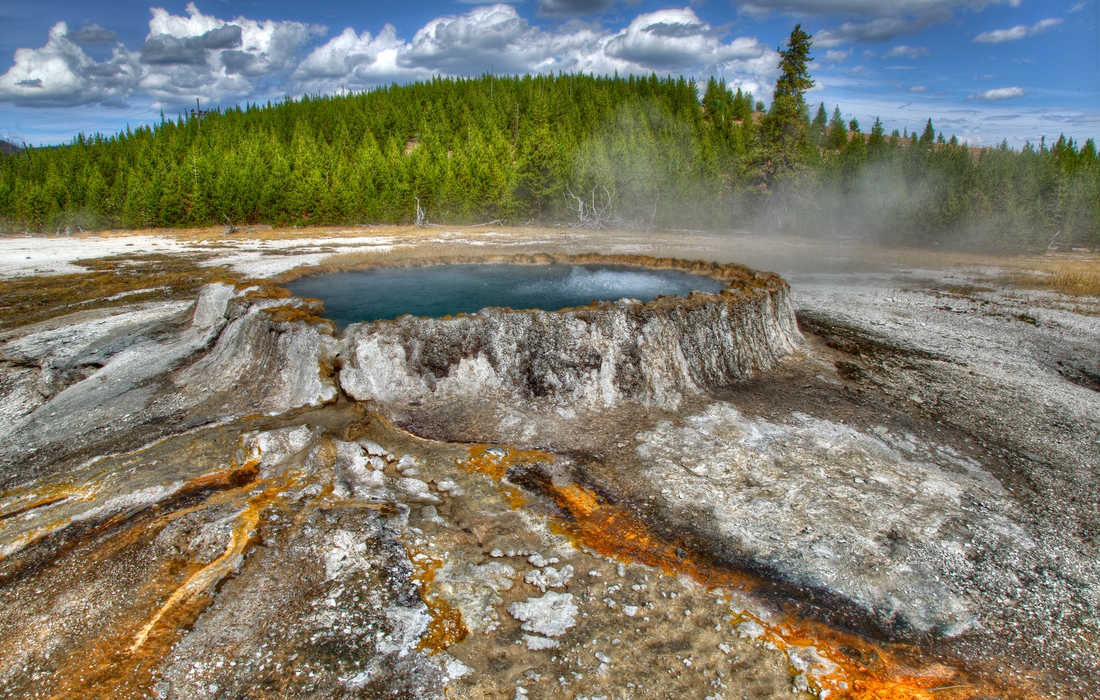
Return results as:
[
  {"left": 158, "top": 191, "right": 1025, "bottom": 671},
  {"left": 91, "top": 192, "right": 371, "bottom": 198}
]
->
[
  {"left": 1055, "top": 359, "right": 1100, "bottom": 392},
  {"left": 796, "top": 310, "right": 953, "bottom": 365}
]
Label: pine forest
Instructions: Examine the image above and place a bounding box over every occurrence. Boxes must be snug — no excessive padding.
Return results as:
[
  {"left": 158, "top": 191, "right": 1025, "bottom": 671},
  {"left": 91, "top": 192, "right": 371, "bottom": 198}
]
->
[{"left": 1, "top": 67, "right": 1097, "bottom": 252}]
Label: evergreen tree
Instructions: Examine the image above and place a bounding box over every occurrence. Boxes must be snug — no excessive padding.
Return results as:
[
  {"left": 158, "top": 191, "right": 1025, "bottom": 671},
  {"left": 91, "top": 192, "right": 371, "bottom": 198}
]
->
[
  {"left": 868, "top": 117, "right": 886, "bottom": 155},
  {"left": 760, "top": 24, "right": 815, "bottom": 174},
  {"left": 761, "top": 23, "right": 822, "bottom": 184},
  {"left": 810, "top": 102, "right": 828, "bottom": 146},
  {"left": 919, "top": 119, "right": 936, "bottom": 150},
  {"left": 825, "top": 106, "right": 848, "bottom": 150},
  {"left": 774, "top": 24, "right": 814, "bottom": 105}
]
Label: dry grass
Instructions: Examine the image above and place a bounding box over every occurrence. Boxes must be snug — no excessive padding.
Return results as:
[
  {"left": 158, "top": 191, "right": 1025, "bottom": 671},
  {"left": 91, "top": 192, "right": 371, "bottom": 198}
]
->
[
  {"left": 845, "top": 246, "right": 1100, "bottom": 298},
  {"left": 851, "top": 246, "right": 1018, "bottom": 271},
  {"left": 0, "top": 253, "right": 239, "bottom": 330},
  {"left": 993, "top": 258, "right": 1100, "bottom": 297}
]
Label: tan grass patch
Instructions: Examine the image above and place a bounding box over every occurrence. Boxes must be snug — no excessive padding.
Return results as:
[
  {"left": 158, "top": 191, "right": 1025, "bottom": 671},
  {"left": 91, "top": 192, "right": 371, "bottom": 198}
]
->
[{"left": 993, "top": 257, "right": 1100, "bottom": 297}]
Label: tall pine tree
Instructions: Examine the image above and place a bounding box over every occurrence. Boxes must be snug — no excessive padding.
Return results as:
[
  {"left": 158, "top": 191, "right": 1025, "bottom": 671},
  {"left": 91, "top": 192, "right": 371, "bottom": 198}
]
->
[{"left": 761, "top": 24, "right": 814, "bottom": 172}]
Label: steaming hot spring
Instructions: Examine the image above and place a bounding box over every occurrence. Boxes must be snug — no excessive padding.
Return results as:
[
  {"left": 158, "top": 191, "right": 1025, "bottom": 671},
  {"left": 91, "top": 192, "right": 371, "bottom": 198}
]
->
[{"left": 284, "top": 261, "right": 726, "bottom": 329}]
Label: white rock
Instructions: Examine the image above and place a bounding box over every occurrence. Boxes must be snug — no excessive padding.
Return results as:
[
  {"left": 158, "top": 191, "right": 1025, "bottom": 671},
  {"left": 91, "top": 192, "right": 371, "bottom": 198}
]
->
[
  {"left": 378, "top": 606, "right": 432, "bottom": 657},
  {"left": 444, "top": 657, "right": 472, "bottom": 679},
  {"left": 324, "top": 529, "right": 372, "bottom": 581},
  {"left": 521, "top": 634, "right": 560, "bottom": 651},
  {"left": 254, "top": 425, "right": 322, "bottom": 477},
  {"left": 395, "top": 454, "right": 418, "bottom": 469},
  {"left": 396, "top": 477, "right": 441, "bottom": 504},
  {"left": 524, "top": 565, "right": 574, "bottom": 592},
  {"left": 508, "top": 591, "right": 578, "bottom": 637},
  {"left": 366, "top": 455, "right": 387, "bottom": 471},
  {"left": 358, "top": 440, "right": 394, "bottom": 460}
]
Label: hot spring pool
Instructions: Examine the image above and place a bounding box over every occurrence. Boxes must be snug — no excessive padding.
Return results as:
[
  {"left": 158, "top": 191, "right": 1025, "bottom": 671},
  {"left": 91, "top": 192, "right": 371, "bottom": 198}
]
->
[{"left": 285, "top": 264, "right": 725, "bottom": 329}]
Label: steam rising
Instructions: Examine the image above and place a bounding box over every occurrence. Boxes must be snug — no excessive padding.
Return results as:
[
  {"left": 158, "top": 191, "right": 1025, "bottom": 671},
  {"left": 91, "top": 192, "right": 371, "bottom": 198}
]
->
[{"left": 520, "top": 266, "right": 720, "bottom": 300}]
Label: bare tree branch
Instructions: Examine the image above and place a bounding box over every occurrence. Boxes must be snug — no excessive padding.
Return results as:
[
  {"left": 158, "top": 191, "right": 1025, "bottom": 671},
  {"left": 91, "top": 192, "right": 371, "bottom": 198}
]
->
[
  {"left": 222, "top": 214, "right": 238, "bottom": 235},
  {"left": 564, "top": 185, "right": 654, "bottom": 231},
  {"left": 414, "top": 197, "right": 426, "bottom": 228}
]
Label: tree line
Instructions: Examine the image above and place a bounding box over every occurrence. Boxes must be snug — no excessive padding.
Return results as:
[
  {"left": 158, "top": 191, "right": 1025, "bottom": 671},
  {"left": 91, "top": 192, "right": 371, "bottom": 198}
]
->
[{"left": 0, "top": 38, "right": 1096, "bottom": 252}]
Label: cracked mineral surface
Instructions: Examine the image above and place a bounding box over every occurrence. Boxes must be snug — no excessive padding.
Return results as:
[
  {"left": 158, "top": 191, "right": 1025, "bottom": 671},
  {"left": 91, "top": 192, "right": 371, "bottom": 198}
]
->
[{"left": 0, "top": 232, "right": 1097, "bottom": 699}]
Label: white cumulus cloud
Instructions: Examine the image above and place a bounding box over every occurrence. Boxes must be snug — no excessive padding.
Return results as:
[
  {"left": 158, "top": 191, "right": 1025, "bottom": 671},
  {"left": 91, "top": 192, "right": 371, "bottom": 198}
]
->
[
  {"left": 1, "top": 4, "right": 780, "bottom": 109},
  {"left": 885, "top": 45, "right": 930, "bottom": 58},
  {"left": 136, "top": 3, "right": 325, "bottom": 104},
  {"left": 971, "top": 87, "right": 1026, "bottom": 101},
  {"left": 295, "top": 5, "right": 779, "bottom": 96},
  {"left": 399, "top": 4, "right": 574, "bottom": 74},
  {"left": 293, "top": 25, "right": 417, "bottom": 85},
  {"left": 0, "top": 22, "right": 140, "bottom": 107},
  {"left": 0, "top": 3, "right": 323, "bottom": 108},
  {"left": 603, "top": 8, "right": 771, "bottom": 72},
  {"left": 974, "top": 18, "right": 1062, "bottom": 44}
]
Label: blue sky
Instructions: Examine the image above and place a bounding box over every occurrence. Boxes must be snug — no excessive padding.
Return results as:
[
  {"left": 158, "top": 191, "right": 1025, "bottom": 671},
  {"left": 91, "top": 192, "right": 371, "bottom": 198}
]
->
[{"left": 1, "top": 0, "right": 1097, "bottom": 148}]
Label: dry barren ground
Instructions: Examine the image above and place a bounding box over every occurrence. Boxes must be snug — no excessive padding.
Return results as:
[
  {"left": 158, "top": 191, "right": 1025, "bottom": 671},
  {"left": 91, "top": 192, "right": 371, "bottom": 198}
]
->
[{"left": 0, "top": 226, "right": 1097, "bottom": 700}]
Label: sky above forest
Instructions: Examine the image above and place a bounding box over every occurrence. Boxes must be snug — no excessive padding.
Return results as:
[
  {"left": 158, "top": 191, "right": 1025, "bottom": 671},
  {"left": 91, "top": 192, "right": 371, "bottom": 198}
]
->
[{"left": 0, "top": 0, "right": 1096, "bottom": 147}]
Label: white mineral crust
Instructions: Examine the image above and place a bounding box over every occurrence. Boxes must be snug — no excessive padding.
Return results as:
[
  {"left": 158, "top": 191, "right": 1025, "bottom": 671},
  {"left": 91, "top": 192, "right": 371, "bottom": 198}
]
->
[
  {"left": 524, "top": 564, "right": 574, "bottom": 592},
  {"left": 508, "top": 591, "right": 578, "bottom": 637},
  {"left": 635, "top": 401, "right": 1033, "bottom": 636}
]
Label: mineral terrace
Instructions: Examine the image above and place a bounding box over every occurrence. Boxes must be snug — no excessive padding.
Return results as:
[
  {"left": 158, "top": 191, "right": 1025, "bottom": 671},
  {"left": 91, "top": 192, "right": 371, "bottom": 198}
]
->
[{"left": 0, "top": 229, "right": 1097, "bottom": 700}]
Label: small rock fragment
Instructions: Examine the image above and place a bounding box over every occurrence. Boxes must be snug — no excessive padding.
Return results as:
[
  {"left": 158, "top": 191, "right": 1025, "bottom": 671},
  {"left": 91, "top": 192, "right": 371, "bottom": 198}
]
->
[
  {"left": 396, "top": 477, "right": 441, "bottom": 504},
  {"left": 508, "top": 591, "right": 578, "bottom": 637},
  {"left": 358, "top": 439, "right": 394, "bottom": 461},
  {"left": 444, "top": 657, "right": 472, "bottom": 679},
  {"left": 525, "top": 565, "right": 574, "bottom": 592},
  {"left": 366, "top": 455, "right": 387, "bottom": 471},
  {"left": 521, "top": 634, "right": 560, "bottom": 651}
]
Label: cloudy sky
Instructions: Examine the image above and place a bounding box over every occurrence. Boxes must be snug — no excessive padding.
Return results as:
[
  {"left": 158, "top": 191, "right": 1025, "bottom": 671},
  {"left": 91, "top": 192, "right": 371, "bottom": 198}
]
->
[{"left": 1, "top": 0, "right": 1096, "bottom": 147}]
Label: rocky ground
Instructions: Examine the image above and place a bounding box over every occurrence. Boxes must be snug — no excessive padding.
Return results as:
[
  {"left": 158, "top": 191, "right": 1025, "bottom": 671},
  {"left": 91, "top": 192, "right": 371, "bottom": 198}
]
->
[{"left": 0, "top": 228, "right": 1096, "bottom": 699}]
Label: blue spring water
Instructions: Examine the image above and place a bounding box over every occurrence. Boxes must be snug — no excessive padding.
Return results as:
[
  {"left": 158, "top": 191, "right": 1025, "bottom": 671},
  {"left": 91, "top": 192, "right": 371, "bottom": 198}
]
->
[{"left": 284, "top": 264, "right": 725, "bottom": 330}]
